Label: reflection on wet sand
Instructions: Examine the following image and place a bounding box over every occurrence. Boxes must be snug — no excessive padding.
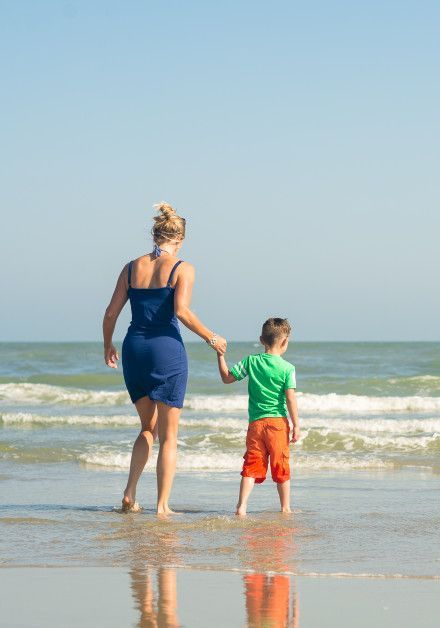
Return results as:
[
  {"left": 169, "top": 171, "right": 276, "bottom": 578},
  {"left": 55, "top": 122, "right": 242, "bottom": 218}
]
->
[
  {"left": 127, "top": 516, "right": 299, "bottom": 627},
  {"left": 129, "top": 525, "right": 181, "bottom": 628},
  {"left": 131, "top": 566, "right": 179, "bottom": 628},
  {"left": 241, "top": 522, "right": 299, "bottom": 627},
  {"left": 244, "top": 573, "right": 298, "bottom": 628}
]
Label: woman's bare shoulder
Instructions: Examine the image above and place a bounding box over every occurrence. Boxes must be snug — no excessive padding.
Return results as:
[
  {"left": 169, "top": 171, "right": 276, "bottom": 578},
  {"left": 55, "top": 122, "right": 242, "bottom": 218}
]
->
[
  {"left": 172, "top": 261, "right": 194, "bottom": 285},
  {"left": 132, "top": 253, "right": 154, "bottom": 265},
  {"left": 178, "top": 260, "right": 195, "bottom": 275}
]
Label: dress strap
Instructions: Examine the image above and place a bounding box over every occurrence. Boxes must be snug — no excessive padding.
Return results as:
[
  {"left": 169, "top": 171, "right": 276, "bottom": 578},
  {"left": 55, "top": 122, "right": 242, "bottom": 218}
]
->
[
  {"left": 127, "top": 261, "right": 133, "bottom": 289},
  {"left": 167, "top": 260, "right": 183, "bottom": 287}
]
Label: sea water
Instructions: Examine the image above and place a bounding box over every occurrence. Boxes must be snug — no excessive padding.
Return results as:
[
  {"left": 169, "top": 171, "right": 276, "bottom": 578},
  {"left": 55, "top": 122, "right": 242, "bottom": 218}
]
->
[{"left": 0, "top": 342, "right": 439, "bottom": 578}]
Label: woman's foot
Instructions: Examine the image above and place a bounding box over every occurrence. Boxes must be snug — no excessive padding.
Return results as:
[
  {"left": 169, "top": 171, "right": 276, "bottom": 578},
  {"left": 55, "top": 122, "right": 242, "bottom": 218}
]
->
[
  {"left": 281, "top": 507, "right": 292, "bottom": 514},
  {"left": 235, "top": 504, "right": 247, "bottom": 516},
  {"left": 156, "top": 504, "right": 176, "bottom": 515},
  {"left": 122, "top": 493, "right": 137, "bottom": 512}
]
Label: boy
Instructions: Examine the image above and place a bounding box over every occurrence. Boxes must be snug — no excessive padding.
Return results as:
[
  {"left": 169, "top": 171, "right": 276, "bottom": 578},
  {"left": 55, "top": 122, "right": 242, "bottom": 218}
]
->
[{"left": 217, "top": 317, "right": 300, "bottom": 516}]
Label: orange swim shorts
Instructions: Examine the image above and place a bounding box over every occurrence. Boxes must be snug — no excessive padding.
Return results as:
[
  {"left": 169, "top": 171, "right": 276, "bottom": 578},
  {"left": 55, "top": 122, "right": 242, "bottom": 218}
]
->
[{"left": 241, "top": 417, "right": 291, "bottom": 484}]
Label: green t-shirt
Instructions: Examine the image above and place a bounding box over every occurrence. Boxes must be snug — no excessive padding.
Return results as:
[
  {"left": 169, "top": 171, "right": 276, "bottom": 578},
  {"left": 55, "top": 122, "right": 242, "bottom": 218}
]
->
[{"left": 230, "top": 353, "right": 296, "bottom": 423}]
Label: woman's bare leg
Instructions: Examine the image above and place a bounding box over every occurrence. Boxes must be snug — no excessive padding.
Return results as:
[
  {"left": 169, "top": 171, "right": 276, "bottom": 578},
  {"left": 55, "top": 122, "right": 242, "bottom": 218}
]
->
[
  {"left": 122, "top": 397, "right": 157, "bottom": 511},
  {"left": 156, "top": 402, "right": 181, "bottom": 515}
]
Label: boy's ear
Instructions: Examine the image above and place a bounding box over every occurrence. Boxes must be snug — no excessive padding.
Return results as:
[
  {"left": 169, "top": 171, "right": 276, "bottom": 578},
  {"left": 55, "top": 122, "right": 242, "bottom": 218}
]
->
[{"left": 259, "top": 335, "right": 264, "bottom": 345}]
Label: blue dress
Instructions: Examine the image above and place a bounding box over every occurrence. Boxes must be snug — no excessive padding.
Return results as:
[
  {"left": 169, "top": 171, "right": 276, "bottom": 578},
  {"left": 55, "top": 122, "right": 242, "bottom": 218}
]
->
[{"left": 122, "top": 260, "right": 188, "bottom": 408}]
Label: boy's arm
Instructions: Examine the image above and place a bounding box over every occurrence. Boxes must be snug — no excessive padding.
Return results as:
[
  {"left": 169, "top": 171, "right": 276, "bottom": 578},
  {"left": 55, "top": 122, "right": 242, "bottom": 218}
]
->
[
  {"left": 285, "top": 388, "right": 300, "bottom": 442},
  {"left": 217, "top": 354, "right": 237, "bottom": 384}
]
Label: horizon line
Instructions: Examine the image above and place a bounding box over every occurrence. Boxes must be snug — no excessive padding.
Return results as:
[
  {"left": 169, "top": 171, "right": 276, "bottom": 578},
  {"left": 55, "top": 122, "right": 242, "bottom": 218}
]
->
[{"left": 0, "top": 339, "right": 439, "bottom": 344}]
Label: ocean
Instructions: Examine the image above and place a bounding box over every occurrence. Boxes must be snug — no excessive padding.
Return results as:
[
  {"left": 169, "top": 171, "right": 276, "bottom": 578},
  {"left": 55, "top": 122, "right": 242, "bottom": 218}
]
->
[{"left": 1, "top": 341, "right": 439, "bottom": 580}]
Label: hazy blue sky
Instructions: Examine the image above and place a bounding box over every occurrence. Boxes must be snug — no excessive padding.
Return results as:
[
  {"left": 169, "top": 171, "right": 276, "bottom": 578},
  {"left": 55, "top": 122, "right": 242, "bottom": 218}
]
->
[{"left": 1, "top": 1, "right": 439, "bottom": 341}]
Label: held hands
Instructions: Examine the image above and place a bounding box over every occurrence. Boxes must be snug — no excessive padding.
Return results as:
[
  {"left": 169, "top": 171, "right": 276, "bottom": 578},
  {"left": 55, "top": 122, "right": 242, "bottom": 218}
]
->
[
  {"left": 214, "top": 335, "right": 227, "bottom": 355},
  {"left": 105, "top": 344, "right": 119, "bottom": 369},
  {"left": 215, "top": 335, "right": 227, "bottom": 355},
  {"left": 208, "top": 334, "right": 227, "bottom": 355},
  {"left": 290, "top": 425, "right": 300, "bottom": 443}
]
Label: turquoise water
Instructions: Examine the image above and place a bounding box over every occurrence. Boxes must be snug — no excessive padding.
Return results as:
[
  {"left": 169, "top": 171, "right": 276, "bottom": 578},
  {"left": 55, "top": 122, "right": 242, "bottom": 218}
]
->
[{"left": 0, "top": 342, "right": 439, "bottom": 576}]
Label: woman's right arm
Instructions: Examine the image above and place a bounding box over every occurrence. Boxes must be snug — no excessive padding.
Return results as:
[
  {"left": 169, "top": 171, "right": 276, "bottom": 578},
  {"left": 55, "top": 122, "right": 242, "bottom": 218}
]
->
[
  {"left": 103, "top": 265, "right": 129, "bottom": 368},
  {"left": 174, "top": 263, "right": 227, "bottom": 354}
]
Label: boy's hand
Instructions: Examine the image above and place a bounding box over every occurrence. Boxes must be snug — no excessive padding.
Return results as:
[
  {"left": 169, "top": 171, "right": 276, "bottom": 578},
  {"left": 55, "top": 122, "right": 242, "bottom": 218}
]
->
[
  {"left": 291, "top": 425, "right": 300, "bottom": 443},
  {"left": 215, "top": 335, "right": 227, "bottom": 355},
  {"left": 217, "top": 352, "right": 236, "bottom": 384}
]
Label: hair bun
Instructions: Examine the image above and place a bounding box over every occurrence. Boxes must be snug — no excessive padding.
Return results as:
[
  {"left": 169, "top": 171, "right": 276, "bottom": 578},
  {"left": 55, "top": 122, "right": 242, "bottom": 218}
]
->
[
  {"left": 151, "top": 201, "right": 186, "bottom": 244},
  {"left": 154, "top": 202, "right": 176, "bottom": 220}
]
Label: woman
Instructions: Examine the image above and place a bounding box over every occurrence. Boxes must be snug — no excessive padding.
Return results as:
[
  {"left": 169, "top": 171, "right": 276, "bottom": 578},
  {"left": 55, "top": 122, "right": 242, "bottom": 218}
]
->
[{"left": 103, "top": 203, "right": 227, "bottom": 514}]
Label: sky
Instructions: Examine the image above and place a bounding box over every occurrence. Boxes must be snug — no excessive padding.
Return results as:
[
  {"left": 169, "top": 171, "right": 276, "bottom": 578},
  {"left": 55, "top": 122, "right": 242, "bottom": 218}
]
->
[{"left": 1, "top": 0, "right": 439, "bottom": 342}]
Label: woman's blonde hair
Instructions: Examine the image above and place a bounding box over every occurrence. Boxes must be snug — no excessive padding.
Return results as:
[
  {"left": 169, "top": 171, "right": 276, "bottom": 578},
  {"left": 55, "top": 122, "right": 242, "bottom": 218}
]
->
[{"left": 151, "top": 202, "right": 186, "bottom": 244}]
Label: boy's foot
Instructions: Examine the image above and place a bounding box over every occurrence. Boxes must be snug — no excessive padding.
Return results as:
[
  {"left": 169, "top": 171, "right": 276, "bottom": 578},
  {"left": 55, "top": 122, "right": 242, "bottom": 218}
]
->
[{"left": 235, "top": 504, "right": 247, "bottom": 516}]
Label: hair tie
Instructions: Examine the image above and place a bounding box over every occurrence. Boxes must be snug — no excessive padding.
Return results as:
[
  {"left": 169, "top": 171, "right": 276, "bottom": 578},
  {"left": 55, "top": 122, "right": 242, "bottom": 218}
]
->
[{"left": 153, "top": 244, "right": 162, "bottom": 258}]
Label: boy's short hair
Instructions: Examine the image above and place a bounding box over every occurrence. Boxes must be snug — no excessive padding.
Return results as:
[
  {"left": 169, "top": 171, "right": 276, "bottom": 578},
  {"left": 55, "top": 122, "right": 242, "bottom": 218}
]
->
[{"left": 261, "top": 317, "right": 291, "bottom": 347}]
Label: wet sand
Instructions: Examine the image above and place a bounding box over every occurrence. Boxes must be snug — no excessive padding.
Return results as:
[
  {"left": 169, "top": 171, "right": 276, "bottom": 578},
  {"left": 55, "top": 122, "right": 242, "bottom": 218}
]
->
[{"left": 1, "top": 567, "right": 439, "bottom": 627}]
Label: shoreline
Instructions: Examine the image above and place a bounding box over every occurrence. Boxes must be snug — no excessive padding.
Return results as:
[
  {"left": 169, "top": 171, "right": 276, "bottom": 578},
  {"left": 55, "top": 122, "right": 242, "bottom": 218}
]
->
[
  {"left": 1, "top": 567, "right": 439, "bottom": 628},
  {"left": 2, "top": 564, "right": 439, "bottom": 581}
]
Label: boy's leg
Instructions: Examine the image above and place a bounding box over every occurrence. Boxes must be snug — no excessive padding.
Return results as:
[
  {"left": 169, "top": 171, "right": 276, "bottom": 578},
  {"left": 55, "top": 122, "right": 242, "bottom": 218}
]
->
[
  {"left": 277, "top": 480, "right": 291, "bottom": 513},
  {"left": 236, "top": 477, "right": 255, "bottom": 516},
  {"left": 238, "top": 421, "right": 269, "bottom": 515},
  {"left": 266, "top": 418, "right": 291, "bottom": 512}
]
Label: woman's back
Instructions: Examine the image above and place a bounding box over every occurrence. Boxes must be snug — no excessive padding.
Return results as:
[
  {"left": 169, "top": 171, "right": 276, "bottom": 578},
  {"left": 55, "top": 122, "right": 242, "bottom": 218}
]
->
[
  {"left": 129, "top": 254, "right": 182, "bottom": 290},
  {"left": 127, "top": 255, "right": 183, "bottom": 332}
]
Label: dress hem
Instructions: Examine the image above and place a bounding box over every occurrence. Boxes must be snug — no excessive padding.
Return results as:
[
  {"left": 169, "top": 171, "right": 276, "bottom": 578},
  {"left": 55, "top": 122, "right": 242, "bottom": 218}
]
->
[{"left": 130, "top": 392, "right": 184, "bottom": 410}]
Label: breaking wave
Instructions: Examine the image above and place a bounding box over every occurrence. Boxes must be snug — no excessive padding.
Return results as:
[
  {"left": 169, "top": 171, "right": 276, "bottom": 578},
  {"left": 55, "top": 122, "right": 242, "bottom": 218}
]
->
[
  {"left": 79, "top": 448, "right": 395, "bottom": 471},
  {"left": 2, "top": 383, "right": 440, "bottom": 413}
]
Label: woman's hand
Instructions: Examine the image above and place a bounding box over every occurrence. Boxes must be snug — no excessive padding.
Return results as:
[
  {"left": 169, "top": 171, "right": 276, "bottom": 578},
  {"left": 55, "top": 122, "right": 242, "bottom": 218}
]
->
[
  {"left": 214, "top": 335, "right": 227, "bottom": 355},
  {"left": 105, "top": 344, "right": 119, "bottom": 369}
]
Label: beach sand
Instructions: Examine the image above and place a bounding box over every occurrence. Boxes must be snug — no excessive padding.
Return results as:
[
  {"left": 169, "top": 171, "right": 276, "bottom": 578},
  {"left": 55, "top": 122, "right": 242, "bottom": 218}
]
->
[{"left": 1, "top": 567, "right": 439, "bottom": 627}]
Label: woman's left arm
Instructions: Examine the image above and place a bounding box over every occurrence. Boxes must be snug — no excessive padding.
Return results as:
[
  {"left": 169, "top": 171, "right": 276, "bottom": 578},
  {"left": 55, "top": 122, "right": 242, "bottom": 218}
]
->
[{"left": 103, "top": 264, "right": 129, "bottom": 368}]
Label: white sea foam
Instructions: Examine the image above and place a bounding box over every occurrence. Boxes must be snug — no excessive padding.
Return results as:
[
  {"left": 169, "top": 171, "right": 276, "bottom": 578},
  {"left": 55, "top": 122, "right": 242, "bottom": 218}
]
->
[
  {"left": 79, "top": 447, "right": 395, "bottom": 471},
  {"left": 185, "top": 395, "right": 248, "bottom": 411},
  {"left": 2, "top": 412, "right": 440, "bottom": 450},
  {"left": 1, "top": 383, "right": 440, "bottom": 414},
  {"left": 0, "top": 412, "right": 139, "bottom": 426},
  {"left": 0, "top": 383, "right": 129, "bottom": 406},
  {"left": 186, "top": 393, "right": 440, "bottom": 413},
  {"left": 0, "top": 412, "right": 247, "bottom": 430},
  {"left": 79, "top": 449, "right": 241, "bottom": 471},
  {"left": 300, "top": 417, "right": 440, "bottom": 434},
  {"left": 300, "top": 428, "right": 440, "bottom": 453},
  {"left": 297, "top": 393, "right": 440, "bottom": 413}
]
